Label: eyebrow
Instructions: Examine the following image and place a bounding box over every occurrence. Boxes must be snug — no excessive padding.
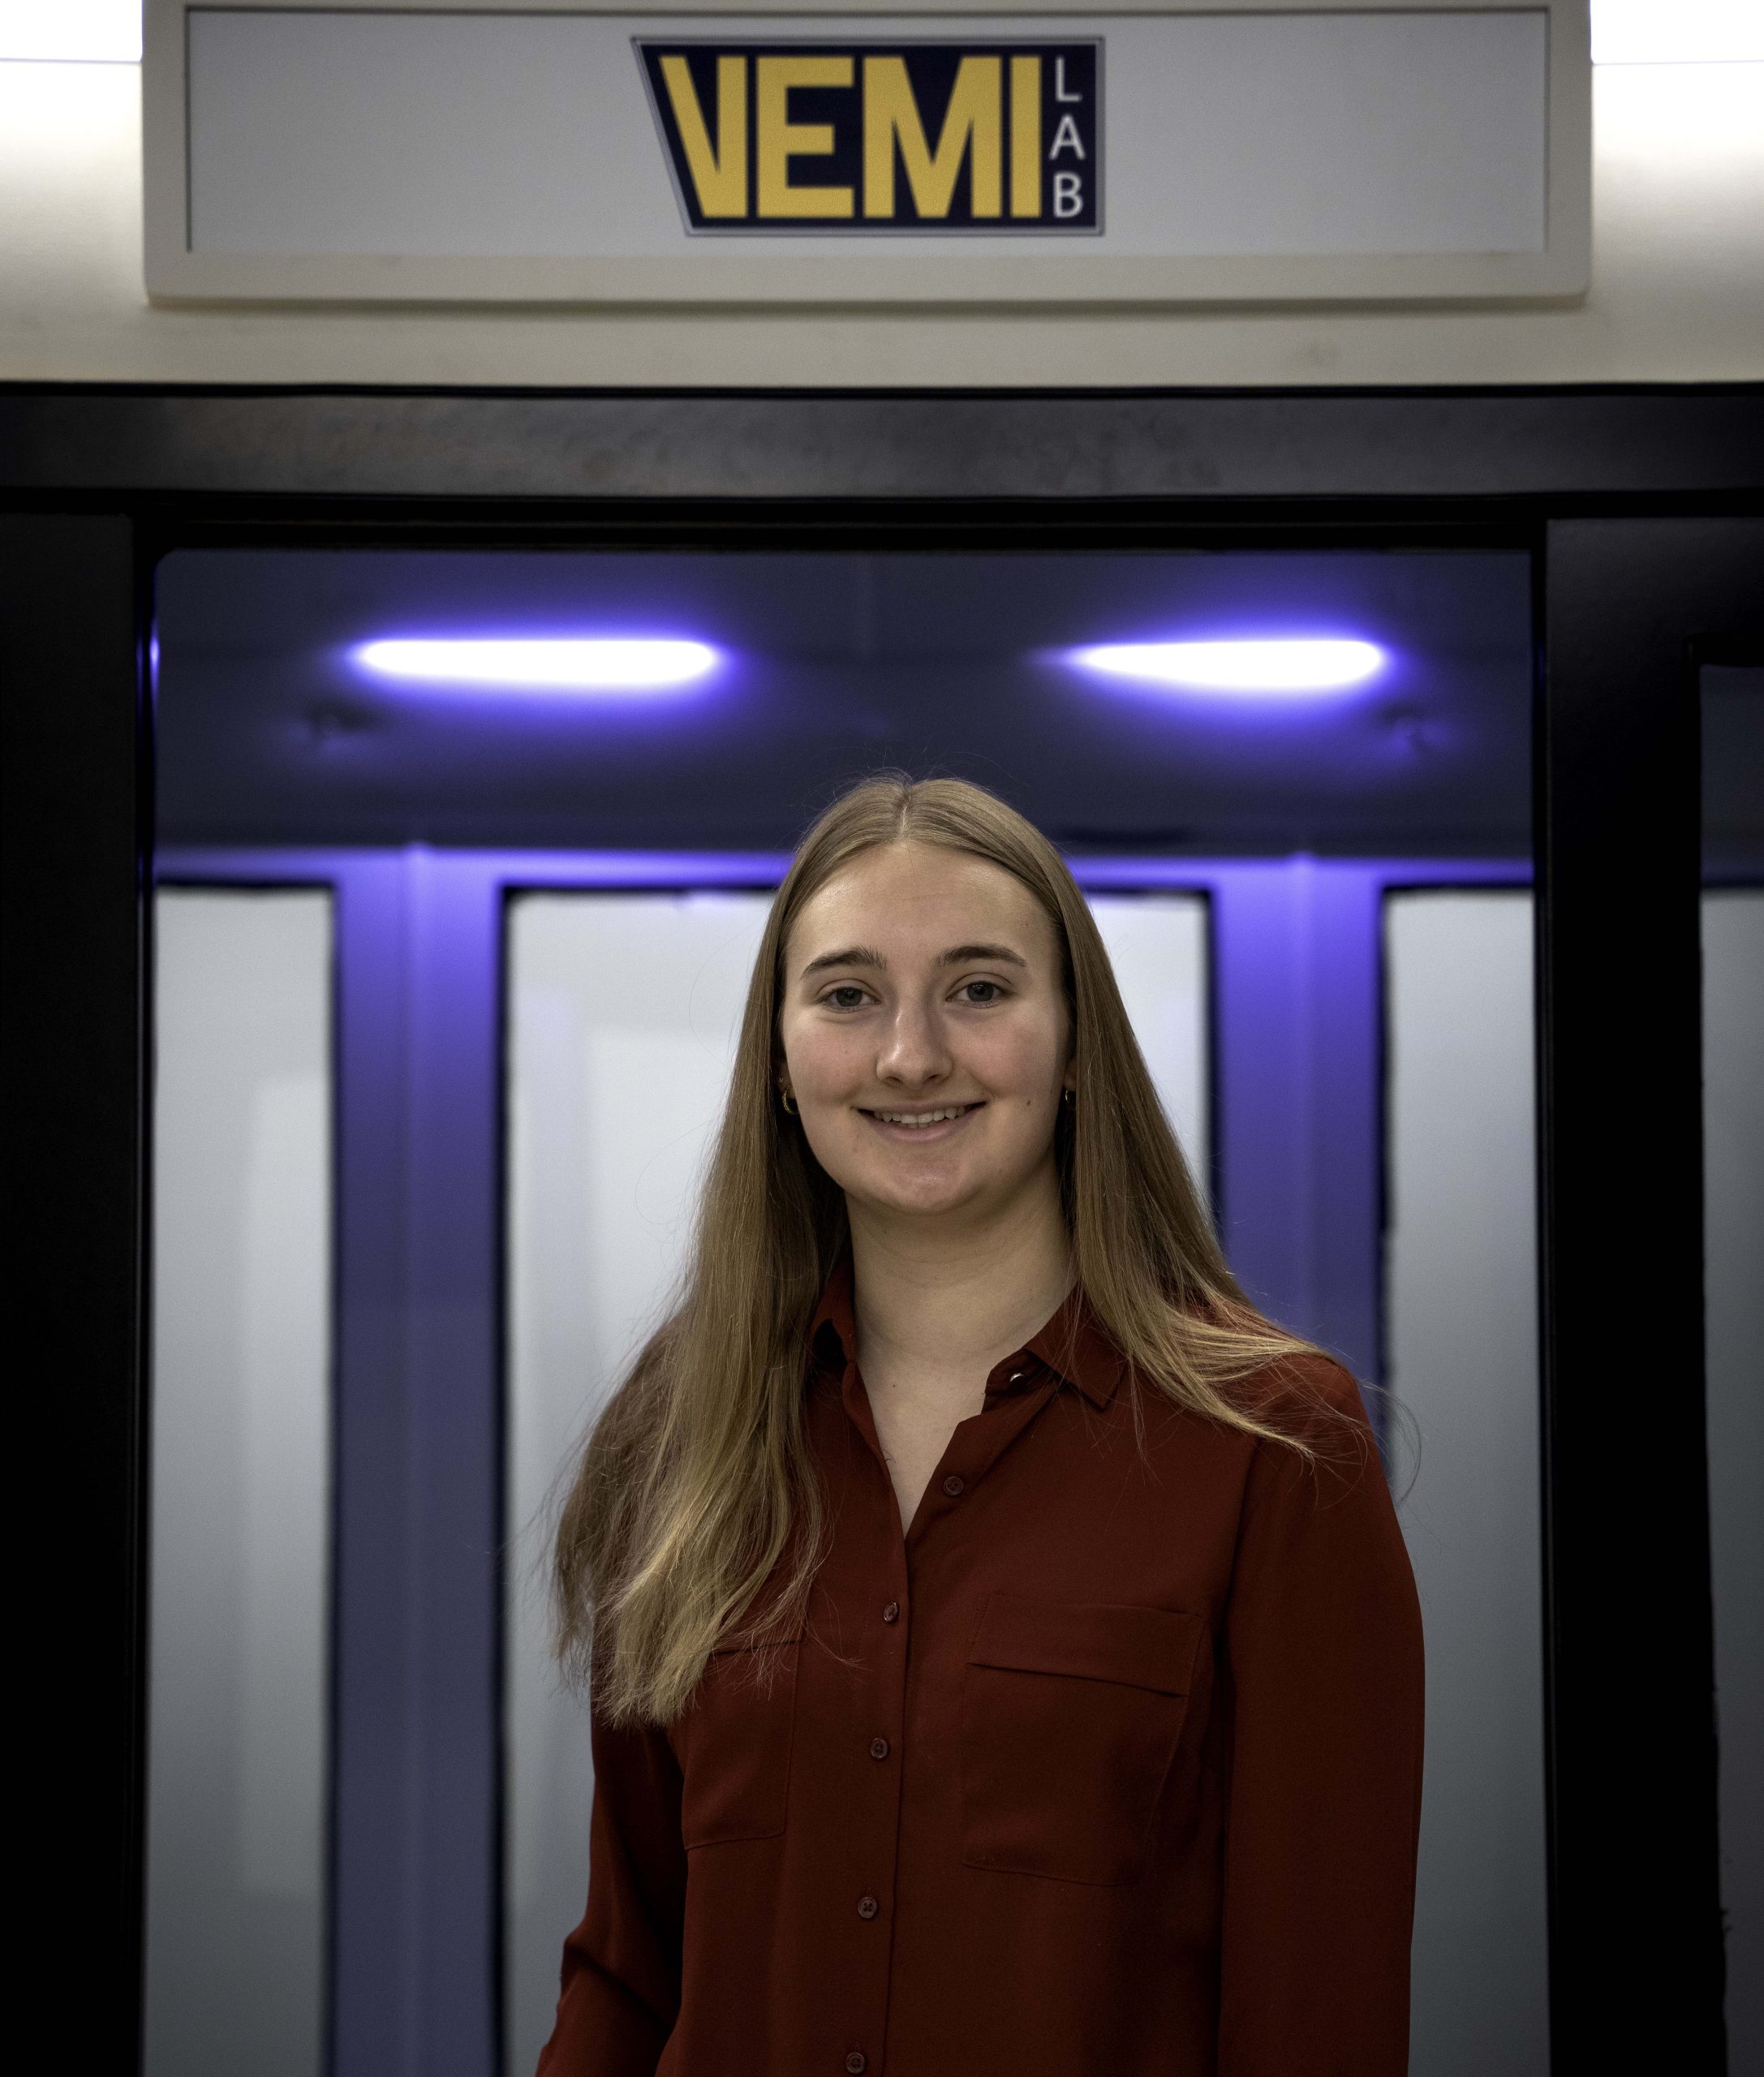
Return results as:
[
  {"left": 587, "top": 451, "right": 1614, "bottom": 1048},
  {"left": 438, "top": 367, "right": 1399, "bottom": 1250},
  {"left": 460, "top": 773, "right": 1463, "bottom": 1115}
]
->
[
  {"left": 798, "top": 941, "right": 1028, "bottom": 979},
  {"left": 799, "top": 944, "right": 888, "bottom": 978}
]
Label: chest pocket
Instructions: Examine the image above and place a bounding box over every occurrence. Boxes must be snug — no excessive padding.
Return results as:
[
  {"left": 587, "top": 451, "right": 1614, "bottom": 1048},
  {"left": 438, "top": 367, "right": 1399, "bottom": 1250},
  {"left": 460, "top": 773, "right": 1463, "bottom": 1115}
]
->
[
  {"left": 961, "top": 1593, "right": 1205, "bottom": 1886},
  {"left": 677, "top": 1622, "right": 803, "bottom": 1849}
]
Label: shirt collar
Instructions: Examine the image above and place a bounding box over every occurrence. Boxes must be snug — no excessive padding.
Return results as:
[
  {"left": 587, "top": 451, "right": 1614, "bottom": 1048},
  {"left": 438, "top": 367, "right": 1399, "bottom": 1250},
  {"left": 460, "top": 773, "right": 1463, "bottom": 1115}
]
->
[{"left": 809, "top": 1250, "right": 1124, "bottom": 1409}]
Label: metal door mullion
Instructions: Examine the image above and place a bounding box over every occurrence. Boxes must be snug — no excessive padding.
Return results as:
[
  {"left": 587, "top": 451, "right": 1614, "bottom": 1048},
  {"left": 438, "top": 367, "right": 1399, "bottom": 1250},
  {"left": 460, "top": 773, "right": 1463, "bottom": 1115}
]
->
[{"left": 1538, "top": 514, "right": 1764, "bottom": 2073}]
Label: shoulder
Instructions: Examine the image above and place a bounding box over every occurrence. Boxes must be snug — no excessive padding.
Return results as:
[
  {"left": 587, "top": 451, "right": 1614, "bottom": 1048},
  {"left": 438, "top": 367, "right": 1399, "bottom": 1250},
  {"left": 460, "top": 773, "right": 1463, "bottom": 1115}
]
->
[
  {"left": 1123, "top": 1343, "right": 1383, "bottom": 1530},
  {"left": 1235, "top": 1347, "right": 1372, "bottom": 1434},
  {"left": 1227, "top": 1350, "right": 1387, "bottom": 1510},
  {"left": 1267, "top": 1350, "right": 1370, "bottom": 1421},
  {"left": 1205, "top": 1356, "right": 1418, "bottom": 1647}
]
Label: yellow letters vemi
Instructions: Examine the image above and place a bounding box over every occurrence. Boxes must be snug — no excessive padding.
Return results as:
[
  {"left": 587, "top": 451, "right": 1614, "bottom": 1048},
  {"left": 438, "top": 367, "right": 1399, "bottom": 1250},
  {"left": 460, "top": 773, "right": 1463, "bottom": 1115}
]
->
[
  {"left": 863, "top": 55, "right": 1001, "bottom": 220},
  {"left": 1009, "top": 55, "right": 1040, "bottom": 218},
  {"left": 756, "top": 55, "right": 854, "bottom": 217},
  {"left": 660, "top": 54, "right": 747, "bottom": 218}
]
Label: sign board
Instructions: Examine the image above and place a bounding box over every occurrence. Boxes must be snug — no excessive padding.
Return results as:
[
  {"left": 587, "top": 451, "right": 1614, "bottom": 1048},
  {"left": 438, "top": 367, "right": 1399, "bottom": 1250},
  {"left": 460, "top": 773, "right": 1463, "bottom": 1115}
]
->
[{"left": 143, "top": 0, "right": 1590, "bottom": 304}]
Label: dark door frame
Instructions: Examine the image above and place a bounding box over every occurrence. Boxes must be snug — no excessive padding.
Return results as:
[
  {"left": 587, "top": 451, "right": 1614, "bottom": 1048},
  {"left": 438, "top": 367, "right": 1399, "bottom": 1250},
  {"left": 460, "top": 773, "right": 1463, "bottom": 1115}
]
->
[{"left": 4, "top": 384, "right": 1760, "bottom": 2076}]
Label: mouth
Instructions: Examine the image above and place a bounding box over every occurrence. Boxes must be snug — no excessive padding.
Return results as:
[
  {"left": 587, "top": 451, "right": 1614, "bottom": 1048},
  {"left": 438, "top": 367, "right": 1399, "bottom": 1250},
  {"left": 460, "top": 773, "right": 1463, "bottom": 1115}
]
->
[{"left": 858, "top": 1100, "right": 983, "bottom": 1141}]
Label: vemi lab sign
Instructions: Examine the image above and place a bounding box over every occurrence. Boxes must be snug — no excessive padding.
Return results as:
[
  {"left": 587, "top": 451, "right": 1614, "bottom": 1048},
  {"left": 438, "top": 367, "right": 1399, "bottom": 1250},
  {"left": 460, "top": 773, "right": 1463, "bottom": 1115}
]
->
[
  {"left": 148, "top": 3, "right": 1590, "bottom": 303},
  {"left": 637, "top": 42, "right": 1102, "bottom": 231}
]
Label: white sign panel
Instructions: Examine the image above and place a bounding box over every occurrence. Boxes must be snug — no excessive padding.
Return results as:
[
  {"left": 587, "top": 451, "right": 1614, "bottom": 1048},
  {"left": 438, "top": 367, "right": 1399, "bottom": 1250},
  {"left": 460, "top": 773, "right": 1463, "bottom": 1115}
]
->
[{"left": 144, "top": 0, "right": 1590, "bottom": 303}]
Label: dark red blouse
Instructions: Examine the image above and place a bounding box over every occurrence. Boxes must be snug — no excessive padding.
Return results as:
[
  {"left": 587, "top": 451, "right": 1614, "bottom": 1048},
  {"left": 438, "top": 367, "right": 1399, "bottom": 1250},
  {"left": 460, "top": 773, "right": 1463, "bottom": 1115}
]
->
[{"left": 538, "top": 1261, "right": 1424, "bottom": 2077}]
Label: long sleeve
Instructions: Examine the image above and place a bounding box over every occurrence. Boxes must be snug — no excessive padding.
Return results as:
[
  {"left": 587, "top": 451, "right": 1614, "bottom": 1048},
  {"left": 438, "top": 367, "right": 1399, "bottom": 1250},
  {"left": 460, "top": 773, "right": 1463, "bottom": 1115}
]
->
[
  {"left": 1217, "top": 1359, "right": 1426, "bottom": 2077},
  {"left": 535, "top": 1691, "right": 688, "bottom": 2077}
]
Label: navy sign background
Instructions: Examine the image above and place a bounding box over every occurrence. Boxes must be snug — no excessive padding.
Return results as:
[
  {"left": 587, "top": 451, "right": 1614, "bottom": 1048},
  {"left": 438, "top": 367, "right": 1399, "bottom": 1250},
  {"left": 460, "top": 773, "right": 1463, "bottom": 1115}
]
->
[{"left": 638, "top": 41, "right": 1102, "bottom": 233}]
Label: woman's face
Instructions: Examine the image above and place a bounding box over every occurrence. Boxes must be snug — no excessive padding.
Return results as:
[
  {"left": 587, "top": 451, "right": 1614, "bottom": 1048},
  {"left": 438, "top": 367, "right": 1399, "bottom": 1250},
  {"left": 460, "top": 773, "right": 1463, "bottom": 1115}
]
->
[{"left": 777, "top": 842, "right": 1074, "bottom": 1228}]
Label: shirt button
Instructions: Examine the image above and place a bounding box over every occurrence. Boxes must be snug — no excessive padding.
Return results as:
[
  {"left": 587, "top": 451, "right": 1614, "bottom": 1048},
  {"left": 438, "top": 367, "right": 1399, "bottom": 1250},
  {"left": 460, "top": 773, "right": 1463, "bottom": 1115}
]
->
[
  {"left": 845, "top": 2054, "right": 868, "bottom": 2073},
  {"left": 881, "top": 1601, "right": 899, "bottom": 1623},
  {"left": 869, "top": 1735, "right": 890, "bottom": 1761},
  {"left": 857, "top": 1894, "right": 880, "bottom": 1920},
  {"left": 942, "top": 1474, "right": 965, "bottom": 1497}
]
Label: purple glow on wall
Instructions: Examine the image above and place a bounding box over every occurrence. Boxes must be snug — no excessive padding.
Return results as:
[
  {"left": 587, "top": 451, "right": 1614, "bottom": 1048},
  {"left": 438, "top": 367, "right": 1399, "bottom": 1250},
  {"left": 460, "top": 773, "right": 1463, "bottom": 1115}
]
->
[
  {"left": 1069, "top": 638, "right": 1388, "bottom": 694},
  {"left": 353, "top": 637, "right": 721, "bottom": 692}
]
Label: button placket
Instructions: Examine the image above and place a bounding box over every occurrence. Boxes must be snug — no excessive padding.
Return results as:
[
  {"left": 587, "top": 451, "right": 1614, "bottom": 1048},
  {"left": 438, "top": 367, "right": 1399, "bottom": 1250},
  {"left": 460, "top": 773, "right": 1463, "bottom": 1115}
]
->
[
  {"left": 839, "top": 1546, "right": 904, "bottom": 2075},
  {"left": 807, "top": 1301, "right": 1079, "bottom": 2077}
]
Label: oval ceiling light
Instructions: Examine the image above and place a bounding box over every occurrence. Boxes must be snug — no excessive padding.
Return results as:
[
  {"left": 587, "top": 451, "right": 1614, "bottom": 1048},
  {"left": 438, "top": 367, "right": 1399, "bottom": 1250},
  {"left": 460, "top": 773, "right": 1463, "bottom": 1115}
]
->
[
  {"left": 354, "top": 637, "right": 720, "bottom": 691},
  {"left": 1069, "top": 638, "right": 1387, "bottom": 694}
]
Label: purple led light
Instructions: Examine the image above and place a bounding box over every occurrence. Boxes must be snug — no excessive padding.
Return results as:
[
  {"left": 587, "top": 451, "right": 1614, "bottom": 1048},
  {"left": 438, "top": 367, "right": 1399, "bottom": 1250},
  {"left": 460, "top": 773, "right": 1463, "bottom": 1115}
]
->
[
  {"left": 1069, "top": 639, "right": 1388, "bottom": 694},
  {"left": 353, "top": 636, "right": 720, "bottom": 692}
]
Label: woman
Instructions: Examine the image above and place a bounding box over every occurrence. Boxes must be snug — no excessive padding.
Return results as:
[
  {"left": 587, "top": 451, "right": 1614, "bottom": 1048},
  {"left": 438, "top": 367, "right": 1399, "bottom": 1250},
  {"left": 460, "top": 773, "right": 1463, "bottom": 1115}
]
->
[{"left": 539, "top": 776, "right": 1423, "bottom": 2077}]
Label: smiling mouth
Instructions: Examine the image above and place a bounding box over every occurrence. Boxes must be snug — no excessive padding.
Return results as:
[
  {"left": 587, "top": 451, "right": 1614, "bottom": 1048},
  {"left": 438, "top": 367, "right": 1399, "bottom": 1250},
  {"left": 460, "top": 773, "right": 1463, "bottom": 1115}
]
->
[{"left": 861, "top": 1102, "right": 983, "bottom": 1129}]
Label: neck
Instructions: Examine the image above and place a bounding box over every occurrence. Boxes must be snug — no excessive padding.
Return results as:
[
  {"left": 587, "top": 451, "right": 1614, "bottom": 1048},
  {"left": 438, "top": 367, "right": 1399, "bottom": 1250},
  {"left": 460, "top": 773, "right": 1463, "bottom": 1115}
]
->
[{"left": 847, "top": 1166, "right": 1074, "bottom": 1383}]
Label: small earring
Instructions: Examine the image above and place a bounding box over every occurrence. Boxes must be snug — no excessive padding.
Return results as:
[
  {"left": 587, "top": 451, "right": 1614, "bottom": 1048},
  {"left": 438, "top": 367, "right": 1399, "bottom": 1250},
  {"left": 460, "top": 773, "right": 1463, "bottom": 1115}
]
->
[
  {"left": 780, "top": 1088, "right": 798, "bottom": 1116},
  {"left": 1062, "top": 1086, "right": 1076, "bottom": 1107}
]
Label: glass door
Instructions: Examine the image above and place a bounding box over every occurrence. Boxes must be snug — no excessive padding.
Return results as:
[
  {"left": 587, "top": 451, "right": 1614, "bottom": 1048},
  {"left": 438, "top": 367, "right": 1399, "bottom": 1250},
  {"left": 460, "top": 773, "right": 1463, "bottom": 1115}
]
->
[{"left": 143, "top": 540, "right": 1544, "bottom": 2077}]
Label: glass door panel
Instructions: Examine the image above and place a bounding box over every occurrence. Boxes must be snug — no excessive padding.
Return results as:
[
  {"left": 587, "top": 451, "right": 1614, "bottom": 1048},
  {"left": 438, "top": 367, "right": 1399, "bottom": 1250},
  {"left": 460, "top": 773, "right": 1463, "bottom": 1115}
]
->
[
  {"left": 501, "top": 886, "right": 1211, "bottom": 2074},
  {"left": 146, "top": 888, "right": 333, "bottom": 2077},
  {"left": 1088, "top": 894, "right": 1211, "bottom": 1191},
  {"left": 504, "top": 889, "right": 773, "bottom": 2076},
  {"left": 1702, "top": 664, "right": 1764, "bottom": 2074},
  {"left": 1384, "top": 891, "right": 1546, "bottom": 2077}
]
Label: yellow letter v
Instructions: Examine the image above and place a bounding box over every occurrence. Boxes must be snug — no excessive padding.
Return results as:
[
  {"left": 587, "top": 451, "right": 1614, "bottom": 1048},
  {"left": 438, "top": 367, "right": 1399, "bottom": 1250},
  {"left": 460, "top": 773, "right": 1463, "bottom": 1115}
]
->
[{"left": 660, "top": 54, "right": 748, "bottom": 218}]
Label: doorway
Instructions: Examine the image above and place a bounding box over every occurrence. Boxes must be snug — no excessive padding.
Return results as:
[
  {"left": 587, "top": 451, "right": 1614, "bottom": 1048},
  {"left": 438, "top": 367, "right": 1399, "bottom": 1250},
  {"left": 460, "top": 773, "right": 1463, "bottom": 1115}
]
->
[
  {"left": 5, "top": 386, "right": 1755, "bottom": 2077},
  {"left": 145, "top": 540, "right": 1549, "bottom": 2076}
]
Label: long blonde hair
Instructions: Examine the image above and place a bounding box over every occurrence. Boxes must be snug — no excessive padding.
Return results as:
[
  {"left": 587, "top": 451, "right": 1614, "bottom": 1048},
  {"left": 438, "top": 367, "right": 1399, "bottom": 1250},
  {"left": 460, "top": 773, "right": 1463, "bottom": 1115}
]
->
[{"left": 555, "top": 776, "right": 1342, "bottom": 1726}]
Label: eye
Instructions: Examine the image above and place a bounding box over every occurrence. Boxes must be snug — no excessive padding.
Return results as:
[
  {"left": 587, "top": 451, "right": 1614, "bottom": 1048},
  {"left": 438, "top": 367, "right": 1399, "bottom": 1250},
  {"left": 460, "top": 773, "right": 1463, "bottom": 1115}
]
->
[
  {"left": 955, "top": 978, "right": 1009, "bottom": 1005},
  {"left": 821, "top": 983, "right": 871, "bottom": 1011}
]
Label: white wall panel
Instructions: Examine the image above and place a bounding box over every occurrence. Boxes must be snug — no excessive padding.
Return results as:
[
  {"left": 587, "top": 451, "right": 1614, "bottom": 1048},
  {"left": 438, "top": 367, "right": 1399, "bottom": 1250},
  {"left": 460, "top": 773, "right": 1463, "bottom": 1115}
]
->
[
  {"left": 146, "top": 888, "right": 332, "bottom": 2077},
  {"left": 1384, "top": 890, "right": 1547, "bottom": 2077}
]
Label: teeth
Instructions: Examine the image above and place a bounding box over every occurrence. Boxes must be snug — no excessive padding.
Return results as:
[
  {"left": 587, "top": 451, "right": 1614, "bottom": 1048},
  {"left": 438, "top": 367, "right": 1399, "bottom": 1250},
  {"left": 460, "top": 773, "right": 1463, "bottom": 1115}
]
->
[{"left": 875, "top": 1107, "right": 968, "bottom": 1126}]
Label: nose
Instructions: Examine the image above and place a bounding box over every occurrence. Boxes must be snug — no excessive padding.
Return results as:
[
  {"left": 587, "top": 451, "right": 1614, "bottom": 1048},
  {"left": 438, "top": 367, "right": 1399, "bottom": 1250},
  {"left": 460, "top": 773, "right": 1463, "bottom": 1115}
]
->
[{"left": 876, "top": 995, "right": 953, "bottom": 1089}]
